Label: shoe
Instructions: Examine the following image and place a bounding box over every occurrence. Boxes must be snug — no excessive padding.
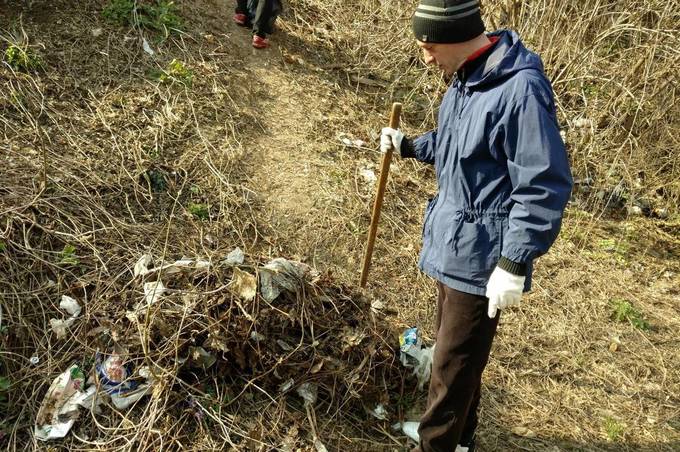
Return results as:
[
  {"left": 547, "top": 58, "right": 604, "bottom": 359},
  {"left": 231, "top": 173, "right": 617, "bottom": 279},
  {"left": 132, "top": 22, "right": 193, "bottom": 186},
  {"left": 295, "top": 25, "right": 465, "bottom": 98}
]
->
[
  {"left": 233, "top": 13, "right": 248, "bottom": 26},
  {"left": 456, "top": 439, "right": 476, "bottom": 452},
  {"left": 252, "top": 34, "right": 269, "bottom": 49}
]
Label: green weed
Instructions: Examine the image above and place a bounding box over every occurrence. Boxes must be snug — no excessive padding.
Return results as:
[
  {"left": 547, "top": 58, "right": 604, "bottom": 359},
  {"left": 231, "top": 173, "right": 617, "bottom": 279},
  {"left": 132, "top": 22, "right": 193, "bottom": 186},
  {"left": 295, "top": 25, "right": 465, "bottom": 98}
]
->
[
  {"left": 610, "top": 299, "right": 650, "bottom": 331},
  {"left": 603, "top": 416, "right": 625, "bottom": 441},
  {"left": 188, "top": 202, "right": 209, "bottom": 220},
  {"left": 0, "top": 241, "right": 5, "bottom": 252},
  {"left": 103, "top": 0, "right": 182, "bottom": 37},
  {"left": 156, "top": 59, "right": 193, "bottom": 86},
  {"left": 60, "top": 244, "right": 79, "bottom": 265},
  {"left": 598, "top": 238, "right": 628, "bottom": 255},
  {"left": 3, "top": 45, "right": 42, "bottom": 72},
  {"left": 145, "top": 168, "right": 168, "bottom": 191}
]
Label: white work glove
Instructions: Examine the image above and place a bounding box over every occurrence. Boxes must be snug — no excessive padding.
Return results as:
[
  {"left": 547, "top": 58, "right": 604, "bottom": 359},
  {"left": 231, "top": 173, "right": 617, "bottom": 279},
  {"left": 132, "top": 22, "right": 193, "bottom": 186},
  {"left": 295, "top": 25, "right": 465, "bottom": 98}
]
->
[
  {"left": 380, "top": 127, "right": 404, "bottom": 154},
  {"left": 485, "top": 266, "right": 526, "bottom": 318}
]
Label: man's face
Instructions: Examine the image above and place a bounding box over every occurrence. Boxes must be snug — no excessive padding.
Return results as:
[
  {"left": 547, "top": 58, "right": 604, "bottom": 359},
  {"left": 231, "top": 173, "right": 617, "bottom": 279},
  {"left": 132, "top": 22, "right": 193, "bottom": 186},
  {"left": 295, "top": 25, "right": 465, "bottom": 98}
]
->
[{"left": 417, "top": 40, "right": 468, "bottom": 76}]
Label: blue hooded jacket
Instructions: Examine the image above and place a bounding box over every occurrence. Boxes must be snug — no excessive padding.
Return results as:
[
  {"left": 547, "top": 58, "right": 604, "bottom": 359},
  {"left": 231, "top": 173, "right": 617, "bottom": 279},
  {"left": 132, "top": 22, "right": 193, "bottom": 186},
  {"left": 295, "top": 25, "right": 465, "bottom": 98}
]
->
[{"left": 402, "top": 30, "right": 572, "bottom": 295}]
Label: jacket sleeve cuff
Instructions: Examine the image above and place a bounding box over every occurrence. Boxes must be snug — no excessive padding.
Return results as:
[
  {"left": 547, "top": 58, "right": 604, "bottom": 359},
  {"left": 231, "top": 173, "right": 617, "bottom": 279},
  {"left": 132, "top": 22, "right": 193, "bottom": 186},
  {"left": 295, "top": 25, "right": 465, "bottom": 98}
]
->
[
  {"left": 498, "top": 256, "right": 527, "bottom": 276},
  {"left": 400, "top": 138, "right": 416, "bottom": 158}
]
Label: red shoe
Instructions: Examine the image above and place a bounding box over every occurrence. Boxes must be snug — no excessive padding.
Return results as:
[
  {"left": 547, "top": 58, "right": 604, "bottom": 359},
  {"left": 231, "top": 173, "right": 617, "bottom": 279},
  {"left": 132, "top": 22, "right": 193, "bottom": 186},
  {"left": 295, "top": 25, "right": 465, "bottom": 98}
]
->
[
  {"left": 252, "top": 35, "right": 269, "bottom": 49},
  {"left": 233, "top": 13, "right": 248, "bottom": 26}
]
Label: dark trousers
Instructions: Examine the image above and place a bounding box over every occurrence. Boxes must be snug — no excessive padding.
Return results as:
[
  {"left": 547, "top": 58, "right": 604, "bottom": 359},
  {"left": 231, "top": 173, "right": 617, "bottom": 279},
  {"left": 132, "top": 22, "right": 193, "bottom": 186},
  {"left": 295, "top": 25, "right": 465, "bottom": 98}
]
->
[
  {"left": 235, "top": 0, "right": 276, "bottom": 37},
  {"left": 413, "top": 282, "right": 500, "bottom": 452}
]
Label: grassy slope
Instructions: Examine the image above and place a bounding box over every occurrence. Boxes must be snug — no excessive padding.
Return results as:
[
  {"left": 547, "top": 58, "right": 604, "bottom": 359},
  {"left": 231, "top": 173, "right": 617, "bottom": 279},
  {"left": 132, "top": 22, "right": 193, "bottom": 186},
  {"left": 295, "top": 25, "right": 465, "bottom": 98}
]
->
[{"left": 0, "top": 0, "right": 679, "bottom": 450}]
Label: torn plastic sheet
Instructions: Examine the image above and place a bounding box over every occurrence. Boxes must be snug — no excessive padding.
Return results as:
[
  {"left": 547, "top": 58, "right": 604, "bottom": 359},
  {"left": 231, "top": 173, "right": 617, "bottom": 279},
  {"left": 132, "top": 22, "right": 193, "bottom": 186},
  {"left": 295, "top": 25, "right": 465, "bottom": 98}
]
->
[
  {"left": 223, "top": 247, "right": 245, "bottom": 266},
  {"left": 296, "top": 382, "right": 317, "bottom": 406},
  {"left": 360, "top": 168, "right": 377, "bottom": 185},
  {"left": 259, "top": 258, "right": 314, "bottom": 302},
  {"left": 60, "top": 295, "right": 81, "bottom": 317},
  {"left": 279, "top": 378, "right": 295, "bottom": 393},
  {"left": 134, "top": 255, "right": 211, "bottom": 277},
  {"left": 143, "top": 280, "right": 167, "bottom": 306},
  {"left": 49, "top": 295, "right": 82, "bottom": 339},
  {"left": 50, "top": 317, "right": 75, "bottom": 339},
  {"left": 178, "top": 346, "right": 216, "bottom": 370},
  {"left": 134, "top": 254, "right": 152, "bottom": 277},
  {"left": 35, "top": 364, "right": 87, "bottom": 441},
  {"left": 370, "top": 403, "right": 388, "bottom": 420},
  {"left": 142, "top": 37, "right": 155, "bottom": 56},
  {"left": 111, "top": 383, "right": 153, "bottom": 410},
  {"left": 392, "top": 421, "right": 420, "bottom": 443}
]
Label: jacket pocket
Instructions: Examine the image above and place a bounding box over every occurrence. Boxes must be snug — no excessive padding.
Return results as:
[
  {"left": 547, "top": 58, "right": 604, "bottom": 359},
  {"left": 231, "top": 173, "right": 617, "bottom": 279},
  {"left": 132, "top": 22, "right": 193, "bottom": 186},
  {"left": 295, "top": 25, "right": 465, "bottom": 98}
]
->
[
  {"left": 443, "top": 217, "right": 502, "bottom": 280},
  {"left": 422, "top": 195, "right": 438, "bottom": 237}
]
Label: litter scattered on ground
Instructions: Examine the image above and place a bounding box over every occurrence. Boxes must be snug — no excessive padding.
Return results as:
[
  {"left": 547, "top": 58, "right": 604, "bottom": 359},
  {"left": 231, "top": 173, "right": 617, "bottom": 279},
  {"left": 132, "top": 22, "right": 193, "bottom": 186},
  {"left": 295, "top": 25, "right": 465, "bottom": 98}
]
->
[
  {"left": 30, "top": 356, "right": 40, "bottom": 365},
  {"left": 50, "top": 318, "right": 75, "bottom": 339},
  {"left": 134, "top": 254, "right": 152, "bottom": 277},
  {"left": 37, "top": 252, "right": 404, "bottom": 443},
  {"left": 96, "top": 352, "right": 155, "bottom": 410},
  {"left": 399, "top": 327, "right": 435, "bottom": 389},
  {"left": 49, "top": 295, "right": 82, "bottom": 339},
  {"left": 60, "top": 295, "right": 81, "bottom": 317},
  {"left": 35, "top": 364, "right": 88, "bottom": 441},
  {"left": 142, "top": 37, "right": 155, "bottom": 56},
  {"left": 370, "top": 403, "right": 388, "bottom": 420},
  {"left": 250, "top": 331, "right": 266, "bottom": 342},
  {"left": 337, "top": 133, "right": 367, "bottom": 148},
  {"left": 231, "top": 267, "right": 257, "bottom": 301},
  {"left": 279, "top": 378, "right": 295, "bottom": 393},
  {"left": 393, "top": 421, "right": 420, "bottom": 443},
  {"left": 296, "top": 382, "right": 318, "bottom": 406},
  {"left": 360, "top": 168, "right": 377, "bottom": 185},
  {"left": 259, "top": 258, "right": 314, "bottom": 302},
  {"left": 142, "top": 280, "right": 167, "bottom": 306},
  {"left": 180, "top": 346, "right": 217, "bottom": 370},
  {"left": 224, "top": 247, "right": 245, "bottom": 266},
  {"left": 135, "top": 254, "right": 212, "bottom": 278}
]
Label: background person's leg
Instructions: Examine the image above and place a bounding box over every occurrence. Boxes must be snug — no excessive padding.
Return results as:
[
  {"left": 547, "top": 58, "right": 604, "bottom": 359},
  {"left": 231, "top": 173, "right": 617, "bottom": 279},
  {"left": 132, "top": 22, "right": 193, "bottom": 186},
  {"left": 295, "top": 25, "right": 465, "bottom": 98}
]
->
[
  {"left": 235, "top": 0, "right": 247, "bottom": 14},
  {"left": 234, "top": 0, "right": 249, "bottom": 26},
  {"left": 252, "top": 0, "right": 275, "bottom": 37}
]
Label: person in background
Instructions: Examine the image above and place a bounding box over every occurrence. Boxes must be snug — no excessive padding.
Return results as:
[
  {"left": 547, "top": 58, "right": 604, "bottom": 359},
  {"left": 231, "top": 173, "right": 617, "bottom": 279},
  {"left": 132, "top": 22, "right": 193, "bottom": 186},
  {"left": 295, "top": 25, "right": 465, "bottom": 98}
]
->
[
  {"left": 380, "top": 0, "right": 573, "bottom": 450},
  {"left": 233, "top": 0, "right": 281, "bottom": 49}
]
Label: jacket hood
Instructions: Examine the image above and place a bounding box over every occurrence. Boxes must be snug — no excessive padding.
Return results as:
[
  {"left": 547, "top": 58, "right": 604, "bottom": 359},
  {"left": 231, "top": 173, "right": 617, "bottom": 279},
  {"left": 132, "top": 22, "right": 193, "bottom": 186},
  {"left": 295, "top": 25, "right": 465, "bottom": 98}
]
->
[{"left": 465, "top": 29, "right": 545, "bottom": 89}]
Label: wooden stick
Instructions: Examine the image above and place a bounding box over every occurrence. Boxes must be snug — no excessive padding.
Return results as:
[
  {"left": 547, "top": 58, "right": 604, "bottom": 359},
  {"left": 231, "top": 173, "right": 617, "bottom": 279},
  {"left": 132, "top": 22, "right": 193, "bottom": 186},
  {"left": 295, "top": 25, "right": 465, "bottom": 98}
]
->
[{"left": 360, "top": 102, "right": 402, "bottom": 288}]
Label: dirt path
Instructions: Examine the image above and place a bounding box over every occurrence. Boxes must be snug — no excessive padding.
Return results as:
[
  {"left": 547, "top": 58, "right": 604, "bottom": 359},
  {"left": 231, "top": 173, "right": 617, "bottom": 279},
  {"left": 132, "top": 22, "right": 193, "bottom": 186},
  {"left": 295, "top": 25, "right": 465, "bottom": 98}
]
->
[{"left": 223, "top": 18, "right": 356, "bottom": 269}]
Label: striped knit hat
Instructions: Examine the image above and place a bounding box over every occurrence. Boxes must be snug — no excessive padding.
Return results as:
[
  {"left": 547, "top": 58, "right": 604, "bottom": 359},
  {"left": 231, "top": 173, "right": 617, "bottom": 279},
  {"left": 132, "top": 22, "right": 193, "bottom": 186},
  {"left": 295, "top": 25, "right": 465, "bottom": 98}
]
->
[{"left": 412, "top": 0, "right": 486, "bottom": 43}]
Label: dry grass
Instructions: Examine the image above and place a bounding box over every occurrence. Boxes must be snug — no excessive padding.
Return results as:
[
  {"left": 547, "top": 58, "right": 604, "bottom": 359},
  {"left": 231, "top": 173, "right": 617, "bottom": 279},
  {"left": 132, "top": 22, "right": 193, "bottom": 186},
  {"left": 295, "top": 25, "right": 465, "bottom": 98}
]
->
[{"left": 1, "top": 0, "right": 679, "bottom": 451}]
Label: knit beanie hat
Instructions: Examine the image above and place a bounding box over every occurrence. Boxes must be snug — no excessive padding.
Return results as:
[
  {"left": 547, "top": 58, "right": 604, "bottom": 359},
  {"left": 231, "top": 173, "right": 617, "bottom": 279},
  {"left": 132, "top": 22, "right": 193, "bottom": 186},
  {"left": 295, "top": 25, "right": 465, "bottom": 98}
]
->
[{"left": 412, "top": 0, "right": 486, "bottom": 43}]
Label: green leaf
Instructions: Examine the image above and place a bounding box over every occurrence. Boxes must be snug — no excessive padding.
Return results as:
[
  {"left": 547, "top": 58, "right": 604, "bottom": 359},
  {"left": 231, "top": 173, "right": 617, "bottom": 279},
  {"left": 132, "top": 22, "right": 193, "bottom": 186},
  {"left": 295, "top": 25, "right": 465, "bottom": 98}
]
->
[
  {"left": 610, "top": 299, "right": 650, "bottom": 331},
  {"left": 188, "top": 202, "right": 210, "bottom": 220},
  {"left": 60, "top": 244, "right": 79, "bottom": 265}
]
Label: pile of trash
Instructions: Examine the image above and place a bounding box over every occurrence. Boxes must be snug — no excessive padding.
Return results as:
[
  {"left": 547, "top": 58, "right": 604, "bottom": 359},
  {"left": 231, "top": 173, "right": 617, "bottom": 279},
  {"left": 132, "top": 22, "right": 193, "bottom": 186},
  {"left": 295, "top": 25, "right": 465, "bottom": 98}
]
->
[{"left": 36, "top": 249, "right": 434, "bottom": 446}]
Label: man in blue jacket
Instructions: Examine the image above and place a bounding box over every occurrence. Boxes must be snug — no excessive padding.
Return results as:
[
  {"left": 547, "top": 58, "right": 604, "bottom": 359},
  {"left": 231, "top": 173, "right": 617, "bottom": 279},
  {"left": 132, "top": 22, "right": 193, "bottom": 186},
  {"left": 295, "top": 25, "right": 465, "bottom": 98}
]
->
[{"left": 380, "top": 1, "right": 572, "bottom": 451}]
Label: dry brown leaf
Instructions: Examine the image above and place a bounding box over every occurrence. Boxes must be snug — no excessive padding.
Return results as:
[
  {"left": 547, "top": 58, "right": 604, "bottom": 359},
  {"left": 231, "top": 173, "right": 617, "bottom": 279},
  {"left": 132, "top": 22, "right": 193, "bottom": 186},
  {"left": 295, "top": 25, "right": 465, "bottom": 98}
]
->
[{"left": 232, "top": 267, "right": 257, "bottom": 301}]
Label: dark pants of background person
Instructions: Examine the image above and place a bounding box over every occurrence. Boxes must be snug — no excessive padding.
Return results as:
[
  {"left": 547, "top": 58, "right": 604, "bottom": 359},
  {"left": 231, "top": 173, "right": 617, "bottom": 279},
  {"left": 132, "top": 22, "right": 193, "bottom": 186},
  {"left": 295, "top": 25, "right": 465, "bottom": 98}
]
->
[
  {"left": 413, "top": 282, "right": 500, "bottom": 452},
  {"left": 235, "top": 0, "right": 276, "bottom": 37}
]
